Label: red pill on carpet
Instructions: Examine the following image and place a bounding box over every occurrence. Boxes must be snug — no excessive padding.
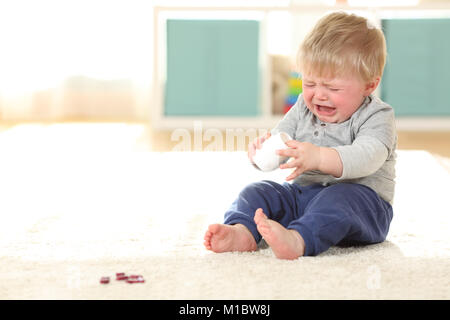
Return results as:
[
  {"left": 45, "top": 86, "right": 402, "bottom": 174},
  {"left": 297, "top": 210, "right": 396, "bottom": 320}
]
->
[{"left": 100, "top": 277, "right": 110, "bottom": 284}]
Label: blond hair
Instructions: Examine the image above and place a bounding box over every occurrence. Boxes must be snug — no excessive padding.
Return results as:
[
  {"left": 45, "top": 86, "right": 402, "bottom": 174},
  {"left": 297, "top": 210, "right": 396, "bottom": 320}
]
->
[{"left": 297, "top": 12, "right": 386, "bottom": 82}]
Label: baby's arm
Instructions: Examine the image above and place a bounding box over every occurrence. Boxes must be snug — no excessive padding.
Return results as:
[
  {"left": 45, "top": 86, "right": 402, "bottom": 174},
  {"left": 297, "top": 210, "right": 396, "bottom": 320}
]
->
[
  {"left": 333, "top": 136, "right": 388, "bottom": 180},
  {"left": 333, "top": 109, "right": 395, "bottom": 180},
  {"left": 248, "top": 131, "right": 271, "bottom": 163},
  {"left": 248, "top": 97, "right": 301, "bottom": 162},
  {"left": 277, "top": 107, "right": 395, "bottom": 181},
  {"left": 277, "top": 141, "right": 343, "bottom": 181}
]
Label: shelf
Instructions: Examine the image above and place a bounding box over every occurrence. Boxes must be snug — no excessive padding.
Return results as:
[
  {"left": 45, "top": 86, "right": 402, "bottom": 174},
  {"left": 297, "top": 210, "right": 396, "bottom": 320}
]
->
[
  {"left": 395, "top": 117, "right": 450, "bottom": 131},
  {"left": 151, "top": 115, "right": 283, "bottom": 130},
  {"left": 152, "top": 5, "right": 450, "bottom": 131}
]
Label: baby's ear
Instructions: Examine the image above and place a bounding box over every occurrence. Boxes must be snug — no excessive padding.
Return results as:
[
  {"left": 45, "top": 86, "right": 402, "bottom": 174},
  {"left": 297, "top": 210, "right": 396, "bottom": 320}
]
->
[{"left": 364, "top": 77, "right": 380, "bottom": 96}]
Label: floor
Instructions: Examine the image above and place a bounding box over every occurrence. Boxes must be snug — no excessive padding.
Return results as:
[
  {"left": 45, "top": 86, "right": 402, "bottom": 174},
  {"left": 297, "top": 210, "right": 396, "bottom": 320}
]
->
[
  {"left": 396, "top": 131, "right": 450, "bottom": 158},
  {"left": 1, "top": 122, "right": 448, "bottom": 193},
  {"left": 1, "top": 121, "right": 450, "bottom": 163},
  {"left": 144, "top": 125, "right": 450, "bottom": 172},
  {"left": 134, "top": 123, "right": 450, "bottom": 157},
  {"left": 0, "top": 122, "right": 448, "bottom": 299}
]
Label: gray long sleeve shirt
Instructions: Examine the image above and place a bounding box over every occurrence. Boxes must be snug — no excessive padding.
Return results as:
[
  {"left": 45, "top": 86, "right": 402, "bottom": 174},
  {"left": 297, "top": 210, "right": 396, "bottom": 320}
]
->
[{"left": 272, "top": 94, "right": 397, "bottom": 204}]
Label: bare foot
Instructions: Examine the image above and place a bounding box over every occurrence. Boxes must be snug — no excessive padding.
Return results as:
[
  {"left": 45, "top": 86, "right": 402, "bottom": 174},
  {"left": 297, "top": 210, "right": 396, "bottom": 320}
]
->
[
  {"left": 254, "top": 208, "right": 305, "bottom": 260},
  {"left": 204, "top": 223, "right": 257, "bottom": 253}
]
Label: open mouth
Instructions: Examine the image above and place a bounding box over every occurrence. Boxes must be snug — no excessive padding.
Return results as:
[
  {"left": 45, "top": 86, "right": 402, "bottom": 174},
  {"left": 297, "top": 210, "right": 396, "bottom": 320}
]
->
[{"left": 316, "top": 104, "right": 336, "bottom": 116}]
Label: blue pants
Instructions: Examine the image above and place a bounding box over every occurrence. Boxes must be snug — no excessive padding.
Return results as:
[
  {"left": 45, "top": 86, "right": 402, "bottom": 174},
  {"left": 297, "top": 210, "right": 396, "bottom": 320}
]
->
[{"left": 223, "top": 181, "right": 393, "bottom": 256}]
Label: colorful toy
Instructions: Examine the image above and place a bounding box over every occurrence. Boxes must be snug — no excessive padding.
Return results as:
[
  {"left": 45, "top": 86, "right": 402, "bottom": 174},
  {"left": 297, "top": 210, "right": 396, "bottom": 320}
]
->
[{"left": 284, "top": 72, "right": 302, "bottom": 114}]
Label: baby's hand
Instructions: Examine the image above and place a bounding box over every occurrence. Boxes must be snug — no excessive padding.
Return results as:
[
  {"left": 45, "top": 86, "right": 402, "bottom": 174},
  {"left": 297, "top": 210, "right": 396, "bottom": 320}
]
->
[
  {"left": 276, "top": 140, "right": 321, "bottom": 181},
  {"left": 248, "top": 131, "right": 271, "bottom": 163}
]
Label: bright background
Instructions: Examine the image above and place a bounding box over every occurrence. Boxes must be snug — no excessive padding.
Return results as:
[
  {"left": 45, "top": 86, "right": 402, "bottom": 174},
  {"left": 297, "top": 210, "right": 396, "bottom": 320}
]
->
[{"left": 0, "top": 0, "right": 449, "bottom": 156}]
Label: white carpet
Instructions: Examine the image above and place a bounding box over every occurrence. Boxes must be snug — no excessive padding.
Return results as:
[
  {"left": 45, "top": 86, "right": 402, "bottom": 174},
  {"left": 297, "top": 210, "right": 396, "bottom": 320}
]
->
[{"left": 0, "top": 125, "right": 449, "bottom": 299}]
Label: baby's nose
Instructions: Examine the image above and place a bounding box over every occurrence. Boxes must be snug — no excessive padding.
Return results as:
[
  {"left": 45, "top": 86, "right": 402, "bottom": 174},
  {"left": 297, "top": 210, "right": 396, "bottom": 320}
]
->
[{"left": 315, "top": 89, "right": 328, "bottom": 100}]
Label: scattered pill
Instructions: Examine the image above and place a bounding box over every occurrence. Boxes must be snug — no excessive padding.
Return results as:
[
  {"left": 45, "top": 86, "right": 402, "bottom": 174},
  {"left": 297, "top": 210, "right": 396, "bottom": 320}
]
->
[
  {"left": 100, "top": 277, "right": 110, "bottom": 284},
  {"left": 137, "top": 277, "right": 145, "bottom": 283},
  {"left": 127, "top": 275, "right": 145, "bottom": 284},
  {"left": 101, "top": 272, "right": 145, "bottom": 285}
]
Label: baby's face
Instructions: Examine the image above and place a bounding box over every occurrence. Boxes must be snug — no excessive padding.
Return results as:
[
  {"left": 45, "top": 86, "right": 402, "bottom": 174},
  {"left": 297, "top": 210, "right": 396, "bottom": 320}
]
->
[{"left": 302, "top": 73, "right": 373, "bottom": 123}]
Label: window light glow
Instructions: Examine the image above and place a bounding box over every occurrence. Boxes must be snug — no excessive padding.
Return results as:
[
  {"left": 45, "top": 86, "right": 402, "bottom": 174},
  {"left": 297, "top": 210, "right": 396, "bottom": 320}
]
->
[{"left": 348, "top": 0, "right": 420, "bottom": 6}]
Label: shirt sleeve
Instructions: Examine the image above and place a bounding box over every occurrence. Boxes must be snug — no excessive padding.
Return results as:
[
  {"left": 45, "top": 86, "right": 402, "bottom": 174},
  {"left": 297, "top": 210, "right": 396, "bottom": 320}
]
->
[
  {"left": 271, "top": 95, "right": 302, "bottom": 139},
  {"left": 332, "top": 107, "right": 396, "bottom": 180}
]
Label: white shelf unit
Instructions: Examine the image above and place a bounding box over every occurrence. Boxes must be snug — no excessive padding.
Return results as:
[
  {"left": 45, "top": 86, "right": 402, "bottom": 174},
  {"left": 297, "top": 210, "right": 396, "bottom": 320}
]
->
[{"left": 152, "top": 4, "right": 450, "bottom": 131}]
